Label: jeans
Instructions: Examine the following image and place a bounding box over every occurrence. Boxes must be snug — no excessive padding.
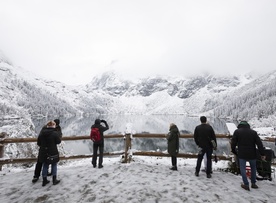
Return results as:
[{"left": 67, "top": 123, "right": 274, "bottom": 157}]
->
[
  {"left": 42, "top": 162, "right": 57, "bottom": 178},
  {"left": 239, "top": 158, "right": 257, "bottom": 185},
  {"left": 92, "top": 143, "right": 104, "bottom": 166},
  {"left": 196, "top": 148, "right": 213, "bottom": 175}
]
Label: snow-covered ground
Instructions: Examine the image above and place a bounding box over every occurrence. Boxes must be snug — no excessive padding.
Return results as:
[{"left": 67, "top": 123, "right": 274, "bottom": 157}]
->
[{"left": 1, "top": 156, "right": 276, "bottom": 203}]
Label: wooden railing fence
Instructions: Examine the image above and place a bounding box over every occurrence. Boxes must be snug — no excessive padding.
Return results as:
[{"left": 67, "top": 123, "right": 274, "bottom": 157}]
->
[{"left": 0, "top": 132, "right": 275, "bottom": 170}]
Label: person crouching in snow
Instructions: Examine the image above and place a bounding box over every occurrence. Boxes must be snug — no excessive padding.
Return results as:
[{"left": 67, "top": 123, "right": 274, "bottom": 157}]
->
[{"left": 166, "top": 123, "right": 180, "bottom": 171}]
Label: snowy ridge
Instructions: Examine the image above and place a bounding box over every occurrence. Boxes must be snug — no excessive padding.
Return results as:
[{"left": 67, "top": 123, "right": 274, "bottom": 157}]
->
[
  {"left": 210, "top": 70, "right": 276, "bottom": 127},
  {"left": 83, "top": 71, "right": 255, "bottom": 115},
  {"left": 1, "top": 51, "right": 276, "bottom": 125}
]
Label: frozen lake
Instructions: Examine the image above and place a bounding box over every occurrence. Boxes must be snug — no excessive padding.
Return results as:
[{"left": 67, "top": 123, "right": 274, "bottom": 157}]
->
[{"left": 32, "top": 115, "right": 275, "bottom": 156}]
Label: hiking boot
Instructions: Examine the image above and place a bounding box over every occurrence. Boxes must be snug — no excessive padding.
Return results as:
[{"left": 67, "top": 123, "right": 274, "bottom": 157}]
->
[
  {"left": 207, "top": 174, "right": 212, "bottom": 178},
  {"left": 251, "top": 183, "right": 258, "bottom": 189},
  {"left": 32, "top": 176, "right": 39, "bottom": 183},
  {"left": 98, "top": 165, "right": 103, "bottom": 168},
  {"left": 53, "top": 180, "right": 60, "bottom": 185},
  {"left": 195, "top": 172, "right": 199, "bottom": 177},
  {"left": 42, "top": 178, "right": 50, "bottom": 187},
  {"left": 170, "top": 166, "right": 177, "bottom": 171},
  {"left": 241, "top": 184, "right": 250, "bottom": 191},
  {"left": 91, "top": 161, "right": 96, "bottom": 168},
  {"left": 53, "top": 175, "right": 60, "bottom": 185},
  {"left": 202, "top": 169, "right": 213, "bottom": 174}
]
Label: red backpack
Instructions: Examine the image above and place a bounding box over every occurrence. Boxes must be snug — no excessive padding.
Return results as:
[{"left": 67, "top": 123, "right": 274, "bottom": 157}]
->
[{"left": 90, "top": 127, "right": 101, "bottom": 142}]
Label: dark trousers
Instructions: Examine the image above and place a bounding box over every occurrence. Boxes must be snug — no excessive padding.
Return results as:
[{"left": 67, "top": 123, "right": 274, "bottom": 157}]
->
[
  {"left": 92, "top": 143, "right": 104, "bottom": 166},
  {"left": 196, "top": 148, "right": 213, "bottom": 175},
  {"left": 34, "top": 157, "right": 51, "bottom": 178},
  {"left": 171, "top": 156, "right": 177, "bottom": 167},
  {"left": 34, "top": 159, "right": 43, "bottom": 178}
]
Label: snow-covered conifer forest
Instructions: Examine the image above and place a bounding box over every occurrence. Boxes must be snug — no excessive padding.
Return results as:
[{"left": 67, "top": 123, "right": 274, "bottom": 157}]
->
[
  {"left": 1, "top": 52, "right": 276, "bottom": 127},
  {"left": 1, "top": 51, "right": 276, "bottom": 160}
]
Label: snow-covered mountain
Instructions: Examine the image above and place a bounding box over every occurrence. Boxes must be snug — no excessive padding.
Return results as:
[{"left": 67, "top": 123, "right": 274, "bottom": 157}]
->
[
  {"left": 1, "top": 51, "right": 275, "bottom": 123},
  {"left": 1, "top": 51, "right": 276, "bottom": 161},
  {"left": 83, "top": 70, "right": 254, "bottom": 115},
  {"left": 207, "top": 70, "right": 276, "bottom": 127}
]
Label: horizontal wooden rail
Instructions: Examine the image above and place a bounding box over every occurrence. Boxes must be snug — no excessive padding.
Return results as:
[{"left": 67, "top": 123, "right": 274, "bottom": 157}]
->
[
  {"left": 0, "top": 135, "right": 124, "bottom": 144},
  {"left": 2, "top": 151, "right": 275, "bottom": 165},
  {"left": 1, "top": 133, "right": 275, "bottom": 169},
  {"left": 1, "top": 133, "right": 275, "bottom": 144},
  {"left": 133, "top": 152, "right": 232, "bottom": 160},
  {"left": 133, "top": 133, "right": 231, "bottom": 139},
  {"left": 0, "top": 152, "right": 124, "bottom": 165},
  {"left": 0, "top": 152, "right": 231, "bottom": 165}
]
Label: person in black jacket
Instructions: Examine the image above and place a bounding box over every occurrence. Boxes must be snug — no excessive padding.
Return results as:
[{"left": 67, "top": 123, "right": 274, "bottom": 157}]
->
[
  {"left": 32, "top": 119, "right": 62, "bottom": 183},
  {"left": 166, "top": 123, "right": 180, "bottom": 171},
  {"left": 91, "top": 119, "right": 109, "bottom": 168},
  {"left": 54, "top": 119, "right": 63, "bottom": 136},
  {"left": 194, "top": 116, "right": 217, "bottom": 178},
  {"left": 38, "top": 120, "right": 61, "bottom": 186},
  {"left": 231, "top": 121, "right": 265, "bottom": 191}
]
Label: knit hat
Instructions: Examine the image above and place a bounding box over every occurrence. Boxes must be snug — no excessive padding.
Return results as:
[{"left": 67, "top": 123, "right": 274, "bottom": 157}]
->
[
  {"left": 54, "top": 119, "right": 60, "bottom": 126},
  {"left": 237, "top": 121, "right": 250, "bottom": 128}
]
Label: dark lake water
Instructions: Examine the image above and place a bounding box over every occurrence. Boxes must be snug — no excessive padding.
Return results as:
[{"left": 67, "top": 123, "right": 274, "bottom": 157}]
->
[{"left": 32, "top": 115, "right": 275, "bottom": 156}]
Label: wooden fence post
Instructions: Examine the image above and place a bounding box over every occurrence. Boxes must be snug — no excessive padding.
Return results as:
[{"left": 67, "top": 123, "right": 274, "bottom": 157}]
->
[
  {"left": 123, "top": 133, "right": 132, "bottom": 163},
  {"left": 0, "top": 132, "right": 7, "bottom": 171}
]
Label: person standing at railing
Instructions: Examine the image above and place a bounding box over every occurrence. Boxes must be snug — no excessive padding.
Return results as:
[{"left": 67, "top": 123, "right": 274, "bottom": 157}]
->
[
  {"left": 32, "top": 119, "right": 62, "bottom": 183},
  {"left": 194, "top": 116, "right": 217, "bottom": 178},
  {"left": 37, "top": 120, "right": 61, "bottom": 186},
  {"left": 91, "top": 119, "right": 109, "bottom": 168},
  {"left": 53, "top": 119, "right": 63, "bottom": 137},
  {"left": 166, "top": 123, "right": 180, "bottom": 171},
  {"left": 231, "top": 121, "right": 265, "bottom": 191}
]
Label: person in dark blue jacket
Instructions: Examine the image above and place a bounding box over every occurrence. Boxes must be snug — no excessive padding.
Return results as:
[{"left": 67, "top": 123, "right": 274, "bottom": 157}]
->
[
  {"left": 231, "top": 121, "right": 265, "bottom": 191},
  {"left": 91, "top": 119, "right": 109, "bottom": 168}
]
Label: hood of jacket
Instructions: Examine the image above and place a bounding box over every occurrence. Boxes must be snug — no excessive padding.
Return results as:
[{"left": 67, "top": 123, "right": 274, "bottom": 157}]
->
[{"left": 237, "top": 121, "right": 250, "bottom": 129}]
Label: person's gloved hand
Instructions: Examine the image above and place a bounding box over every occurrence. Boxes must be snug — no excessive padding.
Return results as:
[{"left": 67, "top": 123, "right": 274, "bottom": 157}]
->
[
  {"left": 101, "top": 120, "right": 107, "bottom": 125},
  {"left": 214, "top": 154, "right": 218, "bottom": 163}
]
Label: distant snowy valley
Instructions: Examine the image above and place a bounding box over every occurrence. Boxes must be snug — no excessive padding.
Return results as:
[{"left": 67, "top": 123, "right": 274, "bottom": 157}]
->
[{"left": 1, "top": 51, "right": 276, "bottom": 161}]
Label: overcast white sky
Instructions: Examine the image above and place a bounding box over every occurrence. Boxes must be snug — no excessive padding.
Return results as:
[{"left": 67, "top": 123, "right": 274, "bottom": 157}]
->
[{"left": 0, "top": 0, "right": 276, "bottom": 85}]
